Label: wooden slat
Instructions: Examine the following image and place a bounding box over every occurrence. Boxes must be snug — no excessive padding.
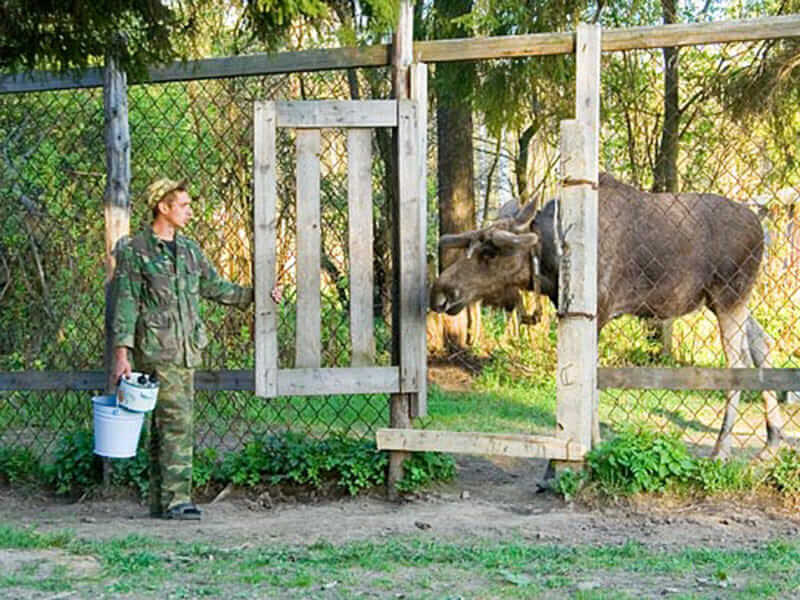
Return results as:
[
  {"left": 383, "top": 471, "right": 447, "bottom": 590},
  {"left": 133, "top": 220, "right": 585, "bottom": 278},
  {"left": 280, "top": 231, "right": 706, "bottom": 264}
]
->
[
  {"left": 397, "top": 99, "right": 424, "bottom": 394},
  {"left": 254, "top": 101, "right": 279, "bottom": 397},
  {"left": 5, "top": 367, "right": 799, "bottom": 394},
  {"left": 556, "top": 119, "right": 598, "bottom": 455},
  {"left": 376, "top": 429, "right": 587, "bottom": 460},
  {"left": 278, "top": 366, "right": 399, "bottom": 396},
  {"left": 277, "top": 100, "right": 397, "bottom": 129},
  {"left": 295, "top": 129, "right": 322, "bottom": 368},
  {"left": 409, "top": 63, "right": 428, "bottom": 418},
  {"left": 599, "top": 368, "right": 800, "bottom": 391},
  {"left": 347, "top": 128, "right": 375, "bottom": 367},
  {"left": 6, "top": 16, "right": 798, "bottom": 95}
]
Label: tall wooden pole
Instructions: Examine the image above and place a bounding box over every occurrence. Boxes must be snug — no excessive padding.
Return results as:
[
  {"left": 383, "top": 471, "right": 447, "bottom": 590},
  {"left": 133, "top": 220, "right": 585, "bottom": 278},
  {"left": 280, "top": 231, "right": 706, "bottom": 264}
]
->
[
  {"left": 102, "top": 49, "right": 131, "bottom": 486},
  {"left": 555, "top": 23, "right": 601, "bottom": 461},
  {"left": 388, "top": 0, "right": 414, "bottom": 500},
  {"left": 103, "top": 51, "right": 131, "bottom": 391}
]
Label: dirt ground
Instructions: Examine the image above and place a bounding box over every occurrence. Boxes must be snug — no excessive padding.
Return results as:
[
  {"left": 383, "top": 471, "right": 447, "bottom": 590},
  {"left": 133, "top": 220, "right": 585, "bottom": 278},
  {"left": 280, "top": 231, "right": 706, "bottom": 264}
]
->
[
  {"left": 2, "top": 453, "right": 799, "bottom": 554},
  {"left": 2, "top": 363, "right": 800, "bottom": 590}
]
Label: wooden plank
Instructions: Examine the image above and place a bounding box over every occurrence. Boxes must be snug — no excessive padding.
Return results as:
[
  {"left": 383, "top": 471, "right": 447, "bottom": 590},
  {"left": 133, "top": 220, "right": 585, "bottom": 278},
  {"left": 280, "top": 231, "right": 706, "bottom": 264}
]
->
[
  {"left": 397, "top": 99, "right": 423, "bottom": 395},
  {"left": 277, "top": 100, "right": 397, "bottom": 129},
  {"left": 295, "top": 129, "right": 322, "bottom": 368},
  {"left": 254, "top": 101, "right": 279, "bottom": 397},
  {"left": 4, "top": 16, "right": 800, "bottom": 95},
  {"left": 575, "top": 24, "right": 601, "bottom": 447},
  {"left": 409, "top": 63, "right": 428, "bottom": 418},
  {"left": 347, "top": 128, "right": 375, "bottom": 367},
  {"left": 4, "top": 367, "right": 798, "bottom": 393},
  {"left": 278, "top": 366, "right": 399, "bottom": 396},
  {"left": 556, "top": 119, "right": 597, "bottom": 455},
  {"left": 599, "top": 368, "right": 800, "bottom": 391},
  {"left": 376, "top": 429, "right": 587, "bottom": 460}
]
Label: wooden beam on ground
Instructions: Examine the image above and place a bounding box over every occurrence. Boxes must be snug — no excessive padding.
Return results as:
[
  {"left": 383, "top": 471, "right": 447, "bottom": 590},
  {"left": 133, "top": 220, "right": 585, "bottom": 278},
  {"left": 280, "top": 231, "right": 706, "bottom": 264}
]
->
[
  {"left": 376, "top": 429, "right": 587, "bottom": 461},
  {"left": 4, "top": 16, "right": 799, "bottom": 94},
  {"left": 599, "top": 367, "right": 800, "bottom": 391}
]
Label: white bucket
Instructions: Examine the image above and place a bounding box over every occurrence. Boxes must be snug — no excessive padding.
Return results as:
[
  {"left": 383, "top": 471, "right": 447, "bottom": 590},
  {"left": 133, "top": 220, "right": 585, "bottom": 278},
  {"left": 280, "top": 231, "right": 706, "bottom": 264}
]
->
[
  {"left": 92, "top": 395, "right": 145, "bottom": 458},
  {"left": 117, "top": 372, "right": 159, "bottom": 412}
]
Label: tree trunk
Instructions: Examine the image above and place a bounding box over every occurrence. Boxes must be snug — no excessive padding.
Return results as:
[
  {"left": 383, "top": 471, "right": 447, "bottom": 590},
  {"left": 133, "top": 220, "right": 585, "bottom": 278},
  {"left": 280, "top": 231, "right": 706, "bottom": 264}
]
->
[
  {"left": 434, "top": 0, "right": 475, "bottom": 350},
  {"left": 649, "top": 0, "right": 680, "bottom": 357}
]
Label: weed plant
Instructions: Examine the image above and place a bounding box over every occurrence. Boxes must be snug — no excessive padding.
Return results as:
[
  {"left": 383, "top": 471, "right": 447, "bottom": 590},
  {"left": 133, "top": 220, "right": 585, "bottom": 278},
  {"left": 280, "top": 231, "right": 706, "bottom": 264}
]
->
[
  {"left": 553, "top": 430, "right": 800, "bottom": 503},
  {"left": 0, "top": 430, "right": 454, "bottom": 499}
]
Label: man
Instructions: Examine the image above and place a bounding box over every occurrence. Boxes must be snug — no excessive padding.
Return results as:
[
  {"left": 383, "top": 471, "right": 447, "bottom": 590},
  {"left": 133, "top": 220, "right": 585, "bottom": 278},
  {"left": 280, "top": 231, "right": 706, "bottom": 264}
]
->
[{"left": 111, "top": 178, "right": 276, "bottom": 520}]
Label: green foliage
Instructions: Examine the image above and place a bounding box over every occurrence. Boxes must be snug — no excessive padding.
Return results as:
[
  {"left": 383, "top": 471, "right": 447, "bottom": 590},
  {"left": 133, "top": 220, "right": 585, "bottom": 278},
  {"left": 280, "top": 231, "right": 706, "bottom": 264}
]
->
[
  {"left": 110, "top": 439, "right": 151, "bottom": 499},
  {"left": 0, "top": 446, "right": 41, "bottom": 484},
  {"left": 552, "top": 468, "right": 586, "bottom": 501},
  {"left": 766, "top": 448, "right": 800, "bottom": 498},
  {"left": 43, "top": 430, "right": 101, "bottom": 496},
  {"left": 396, "top": 451, "right": 456, "bottom": 492},
  {"left": 691, "top": 457, "right": 754, "bottom": 495},
  {"left": 586, "top": 430, "right": 695, "bottom": 495}
]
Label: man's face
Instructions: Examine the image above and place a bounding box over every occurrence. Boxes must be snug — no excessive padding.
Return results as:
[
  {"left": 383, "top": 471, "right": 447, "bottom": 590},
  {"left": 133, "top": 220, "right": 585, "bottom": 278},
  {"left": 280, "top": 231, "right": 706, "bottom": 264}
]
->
[{"left": 159, "top": 190, "right": 193, "bottom": 229}]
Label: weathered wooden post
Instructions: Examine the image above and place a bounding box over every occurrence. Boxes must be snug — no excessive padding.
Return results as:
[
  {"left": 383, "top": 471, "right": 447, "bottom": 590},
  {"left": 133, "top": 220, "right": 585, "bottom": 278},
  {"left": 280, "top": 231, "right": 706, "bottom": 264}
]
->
[
  {"left": 102, "top": 46, "right": 131, "bottom": 486},
  {"left": 555, "top": 23, "right": 600, "bottom": 462},
  {"left": 387, "top": 0, "right": 415, "bottom": 499}
]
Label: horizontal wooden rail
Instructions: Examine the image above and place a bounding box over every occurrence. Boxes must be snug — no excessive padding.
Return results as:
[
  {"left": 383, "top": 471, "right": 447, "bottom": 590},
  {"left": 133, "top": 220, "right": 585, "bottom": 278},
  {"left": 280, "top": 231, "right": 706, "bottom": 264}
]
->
[
  {"left": 0, "top": 367, "right": 400, "bottom": 395},
  {"left": 2, "top": 15, "right": 798, "bottom": 94},
  {"left": 377, "top": 428, "right": 587, "bottom": 460},
  {"left": 599, "top": 367, "right": 800, "bottom": 391},
  {"left": 276, "top": 100, "right": 397, "bottom": 128}
]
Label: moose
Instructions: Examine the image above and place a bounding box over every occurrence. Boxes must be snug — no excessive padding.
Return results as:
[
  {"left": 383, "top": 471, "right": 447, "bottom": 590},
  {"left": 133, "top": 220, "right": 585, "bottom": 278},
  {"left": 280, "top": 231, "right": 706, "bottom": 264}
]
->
[{"left": 430, "top": 172, "right": 786, "bottom": 459}]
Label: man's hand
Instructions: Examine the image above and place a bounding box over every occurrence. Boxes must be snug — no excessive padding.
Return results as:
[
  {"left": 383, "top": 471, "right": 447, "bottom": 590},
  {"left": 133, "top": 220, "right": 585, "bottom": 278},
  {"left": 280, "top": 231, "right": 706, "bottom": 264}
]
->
[
  {"left": 113, "top": 347, "right": 133, "bottom": 383},
  {"left": 270, "top": 285, "right": 283, "bottom": 304}
]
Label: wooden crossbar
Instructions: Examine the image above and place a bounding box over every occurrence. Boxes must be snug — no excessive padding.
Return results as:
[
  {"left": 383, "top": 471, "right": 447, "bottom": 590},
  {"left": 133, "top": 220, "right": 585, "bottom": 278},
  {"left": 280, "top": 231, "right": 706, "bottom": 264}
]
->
[{"left": 376, "top": 429, "right": 587, "bottom": 461}]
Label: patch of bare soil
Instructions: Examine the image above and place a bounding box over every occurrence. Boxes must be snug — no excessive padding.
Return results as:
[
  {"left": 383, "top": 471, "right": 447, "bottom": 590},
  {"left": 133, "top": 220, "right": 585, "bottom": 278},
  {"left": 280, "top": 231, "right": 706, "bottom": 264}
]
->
[{"left": 1, "top": 455, "right": 798, "bottom": 553}]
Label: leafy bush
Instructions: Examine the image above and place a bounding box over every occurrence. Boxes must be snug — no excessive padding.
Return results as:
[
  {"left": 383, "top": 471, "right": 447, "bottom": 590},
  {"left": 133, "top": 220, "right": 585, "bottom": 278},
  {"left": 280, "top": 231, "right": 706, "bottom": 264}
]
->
[
  {"left": 110, "top": 439, "right": 150, "bottom": 499},
  {"left": 396, "top": 451, "right": 456, "bottom": 492},
  {"left": 0, "top": 446, "right": 41, "bottom": 484},
  {"left": 586, "top": 430, "right": 696, "bottom": 495},
  {"left": 44, "top": 430, "right": 101, "bottom": 495},
  {"left": 552, "top": 468, "right": 586, "bottom": 501},
  {"left": 766, "top": 448, "right": 800, "bottom": 498},
  {"left": 691, "top": 457, "right": 754, "bottom": 495}
]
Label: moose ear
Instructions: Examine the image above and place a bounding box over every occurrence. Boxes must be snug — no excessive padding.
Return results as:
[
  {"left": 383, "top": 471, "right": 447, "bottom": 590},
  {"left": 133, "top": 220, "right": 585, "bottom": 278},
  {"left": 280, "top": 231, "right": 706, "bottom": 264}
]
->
[
  {"left": 496, "top": 199, "right": 521, "bottom": 220},
  {"left": 489, "top": 230, "right": 540, "bottom": 251},
  {"left": 511, "top": 202, "right": 538, "bottom": 233}
]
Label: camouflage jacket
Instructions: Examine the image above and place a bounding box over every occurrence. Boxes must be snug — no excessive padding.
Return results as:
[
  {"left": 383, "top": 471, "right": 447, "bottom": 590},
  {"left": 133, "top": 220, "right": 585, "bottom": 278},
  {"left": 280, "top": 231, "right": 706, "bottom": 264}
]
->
[{"left": 112, "top": 228, "right": 253, "bottom": 368}]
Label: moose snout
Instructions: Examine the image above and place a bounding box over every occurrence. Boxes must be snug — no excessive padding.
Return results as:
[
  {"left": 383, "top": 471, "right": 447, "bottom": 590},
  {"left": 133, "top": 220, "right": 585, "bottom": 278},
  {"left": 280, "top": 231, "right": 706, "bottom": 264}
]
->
[{"left": 429, "top": 284, "right": 464, "bottom": 315}]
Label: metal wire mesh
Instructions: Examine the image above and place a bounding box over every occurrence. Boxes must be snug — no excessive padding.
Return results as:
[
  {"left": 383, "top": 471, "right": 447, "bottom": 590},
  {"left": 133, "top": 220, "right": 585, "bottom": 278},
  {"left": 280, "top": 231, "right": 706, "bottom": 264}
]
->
[
  {"left": 0, "top": 68, "right": 395, "bottom": 459},
  {"left": 596, "top": 42, "right": 800, "bottom": 455}
]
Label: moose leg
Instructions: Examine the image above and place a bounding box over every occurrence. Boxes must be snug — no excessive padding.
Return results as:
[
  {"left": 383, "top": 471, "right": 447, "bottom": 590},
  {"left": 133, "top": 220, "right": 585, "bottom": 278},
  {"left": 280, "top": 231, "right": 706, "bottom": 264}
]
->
[
  {"left": 712, "top": 304, "right": 751, "bottom": 459},
  {"left": 746, "top": 315, "right": 786, "bottom": 451}
]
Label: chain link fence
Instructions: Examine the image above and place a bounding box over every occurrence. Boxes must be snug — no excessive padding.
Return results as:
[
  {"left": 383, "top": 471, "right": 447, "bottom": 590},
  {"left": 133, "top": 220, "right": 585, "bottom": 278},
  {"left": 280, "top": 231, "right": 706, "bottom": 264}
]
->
[
  {"left": 2, "top": 32, "right": 799, "bottom": 462},
  {"left": 1, "top": 67, "right": 398, "bottom": 460}
]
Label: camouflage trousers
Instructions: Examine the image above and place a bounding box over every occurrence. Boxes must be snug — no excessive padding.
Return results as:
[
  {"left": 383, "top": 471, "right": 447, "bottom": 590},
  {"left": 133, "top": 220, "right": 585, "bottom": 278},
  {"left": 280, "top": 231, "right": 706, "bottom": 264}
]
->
[{"left": 143, "top": 364, "right": 195, "bottom": 516}]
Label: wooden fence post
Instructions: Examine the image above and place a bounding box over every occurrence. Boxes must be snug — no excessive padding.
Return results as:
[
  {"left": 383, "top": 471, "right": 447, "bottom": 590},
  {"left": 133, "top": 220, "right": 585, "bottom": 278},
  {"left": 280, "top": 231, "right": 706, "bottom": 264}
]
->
[
  {"left": 555, "top": 23, "right": 601, "bottom": 463},
  {"left": 102, "top": 50, "right": 131, "bottom": 486},
  {"left": 388, "top": 0, "right": 414, "bottom": 500}
]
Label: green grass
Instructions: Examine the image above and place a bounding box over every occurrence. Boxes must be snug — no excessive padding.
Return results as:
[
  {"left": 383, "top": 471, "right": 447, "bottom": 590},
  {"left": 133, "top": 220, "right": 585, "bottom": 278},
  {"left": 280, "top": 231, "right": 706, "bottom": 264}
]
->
[{"left": 2, "top": 525, "right": 800, "bottom": 598}]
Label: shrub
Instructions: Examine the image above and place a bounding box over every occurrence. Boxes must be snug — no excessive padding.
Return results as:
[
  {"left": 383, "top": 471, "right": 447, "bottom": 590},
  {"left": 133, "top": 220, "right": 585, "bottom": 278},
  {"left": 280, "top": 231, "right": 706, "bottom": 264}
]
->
[
  {"left": 44, "top": 430, "right": 101, "bottom": 495},
  {"left": 396, "top": 451, "right": 456, "bottom": 492},
  {"left": 766, "top": 448, "right": 800, "bottom": 498},
  {"left": 0, "top": 446, "right": 41, "bottom": 484},
  {"left": 586, "top": 430, "right": 695, "bottom": 495}
]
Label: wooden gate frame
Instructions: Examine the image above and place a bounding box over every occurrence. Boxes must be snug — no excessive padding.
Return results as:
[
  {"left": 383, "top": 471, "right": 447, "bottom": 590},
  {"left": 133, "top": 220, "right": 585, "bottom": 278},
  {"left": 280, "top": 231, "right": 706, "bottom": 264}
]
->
[
  {"left": 252, "top": 96, "right": 427, "bottom": 411},
  {"left": 377, "top": 24, "right": 601, "bottom": 463}
]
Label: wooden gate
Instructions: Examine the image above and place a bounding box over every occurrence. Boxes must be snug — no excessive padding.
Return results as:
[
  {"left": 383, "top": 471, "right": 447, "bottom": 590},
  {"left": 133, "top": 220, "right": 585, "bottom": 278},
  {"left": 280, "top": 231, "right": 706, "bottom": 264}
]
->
[{"left": 252, "top": 98, "right": 427, "bottom": 410}]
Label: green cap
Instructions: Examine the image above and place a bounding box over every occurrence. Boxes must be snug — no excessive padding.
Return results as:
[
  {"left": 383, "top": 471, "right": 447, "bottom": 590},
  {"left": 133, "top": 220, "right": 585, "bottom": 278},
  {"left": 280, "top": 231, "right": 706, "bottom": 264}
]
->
[{"left": 146, "top": 178, "right": 187, "bottom": 208}]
